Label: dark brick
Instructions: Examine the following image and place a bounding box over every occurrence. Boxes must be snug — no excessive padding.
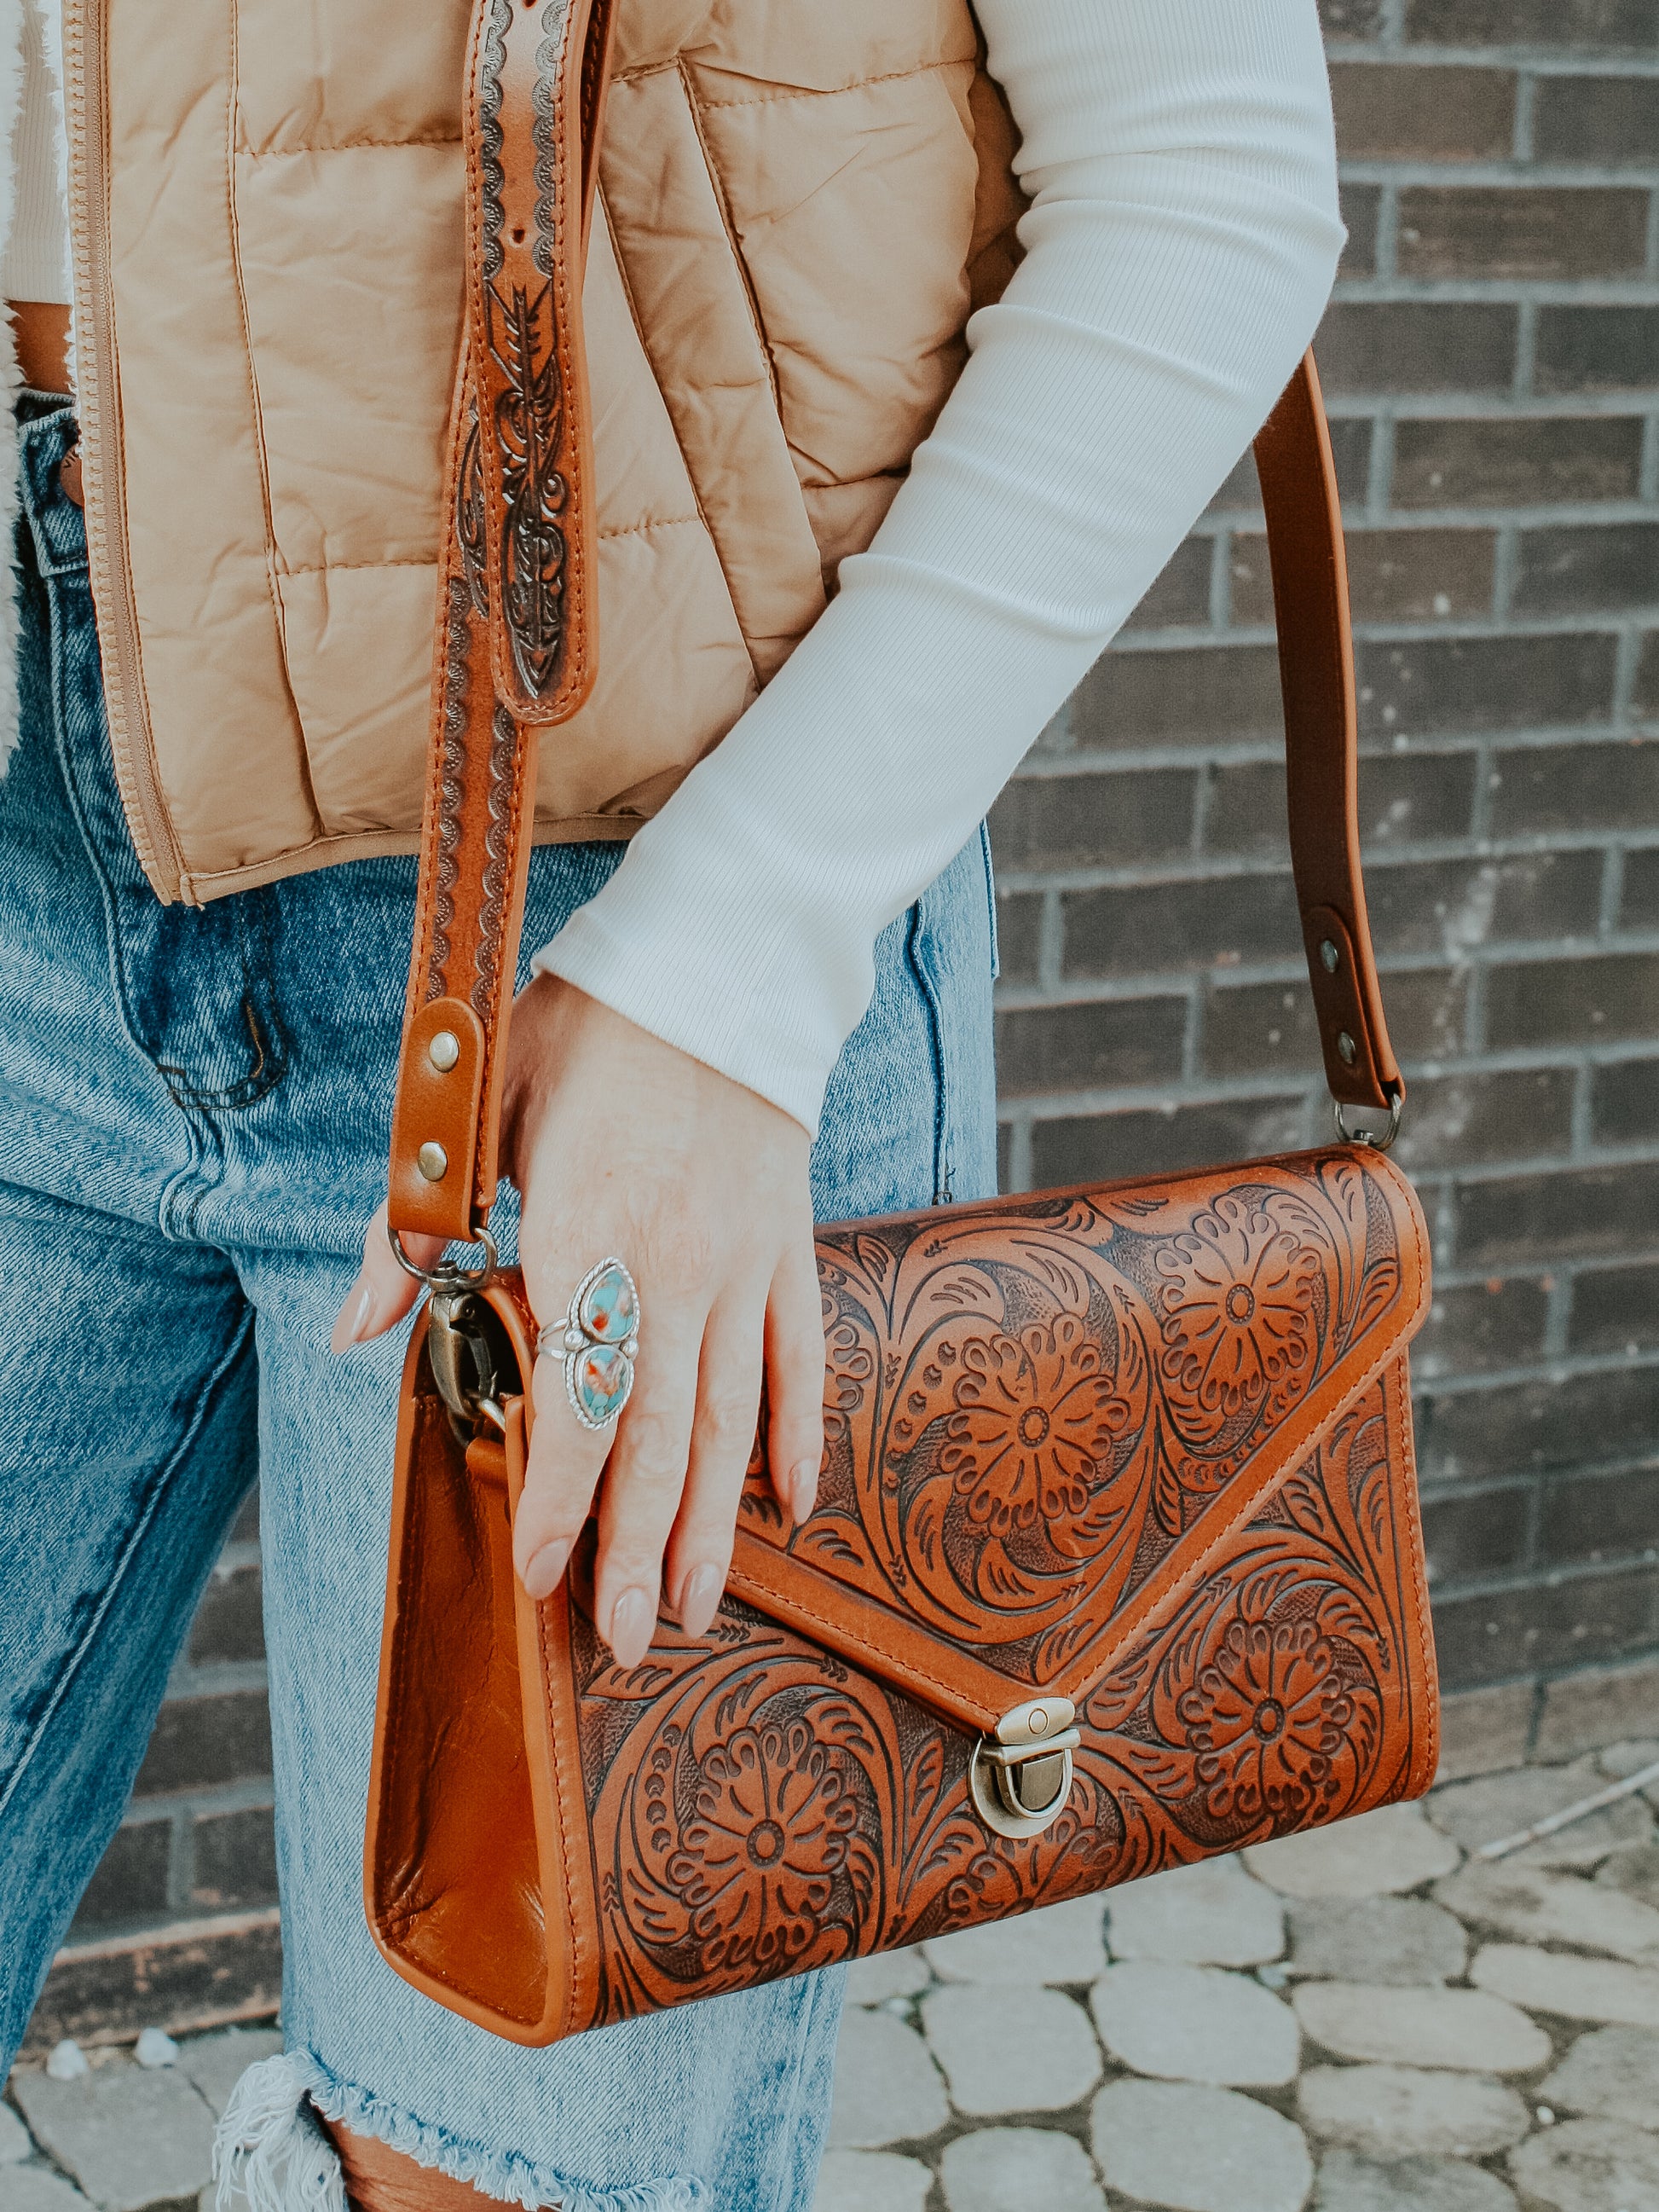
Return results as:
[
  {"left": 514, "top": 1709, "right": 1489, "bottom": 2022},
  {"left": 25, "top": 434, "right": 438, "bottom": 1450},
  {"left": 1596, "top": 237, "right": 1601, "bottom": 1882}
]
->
[
  {"left": 1407, "top": 0, "right": 1659, "bottom": 46},
  {"left": 1391, "top": 1067, "right": 1577, "bottom": 1173},
  {"left": 1393, "top": 416, "right": 1644, "bottom": 508},
  {"left": 1514, "top": 527, "right": 1659, "bottom": 618},
  {"left": 1320, "top": 0, "right": 1385, "bottom": 35},
  {"left": 1202, "top": 966, "right": 1466, "bottom": 1079},
  {"left": 1534, "top": 73, "right": 1659, "bottom": 161},
  {"left": 1061, "top": 873, "right": 1301, "bottom": 979},
  {"left": 1456, "top": 1160, "right": 1659, "bottom": 1268},
  {"left": 1231, "top": 528, "right": 1496, "bottom": 628},
  {"left": 1639, "top": 632, "right": 1659, "bottom": 721},
  {"left": 1028, "top": 1095, "right": 1306, "bottom": 1187},
  {"left": 1622, "top": 849, "right": 1659, "bottom": 932},
  {"left": 1330, "top": 64, "right": 1517, "bottom": 159},
  {"left": 997, "top": 1120, "right": 1013, "bottom": 1192},
  {"left": 995, "top": 995, "right": 1188, "bottom": 1099},
  {"left": 188, "top": 1563, "right": 264, "bottom": 1666},
  {"left": 988, "top": 771, "right": 1196, "bottom": 871},
  {"left": 1430, "top": 1565, "right": 1659, "bottom": 1694},
  {"left": 1489, "top": 740, "right": 1659, "bottom": 834},
  {"left": 1359, "top": 634, "right": 1618, "bottom": 740},
  {"left": 1071, "top": 645, "right": 1285, "bottom": 752},
  {"left": 1571, "top": 1264, "right": 1659, "bottom": 1356},
  {"left": 1126, "top": 536, "right": 1212, "bottom": 630},
  {"left": 1540, "top": 1462, "right": 1659, "bottom": 1566},
  {"left": 1316, "top": 304, "right": 1517, "bottom": 396},
  {"left": 134, "top": 1692, "right": 273, "bottom": 1798},
  {"left": 996, "top": 891, "right": 1041, "bottom": 985},
  {"left": 1340, "top": 185, "right": 1381, "bottom": 280},
  {"left": 1397, "top": 188, "right": 1649, "bottom": 281},
  {"left": 1418, "top": 1363, "right": 1659, "bottom": 1480},
  {"left": 192, "top": 1807, "right": 279, "bottom": 1912},
  {"left": 1535, "top": 308, "right": 1659, "bottom": 396},
  {"left": 1485, "top": 952, "right": 1659, "bottom": 1051},
  {"left": 70, "top": 1821, "right": 172, "bottom": 1934},
  {"left": 1413, "top": 1277, "right": 1552, "bottom": 1381},
  {"left": 1423, "top": 1485, "right": 1531, "bottom": 1585},
  {"left": 1205, "top": 753, "right": 1479, "bottom": 860},
  {"left": 1591, "top": 1056, "right": 1659, "bottom": 1146},
  {"left": 21, "top": 1919, "right": 283, "bottom": 2059},
  {"left": 1367, "top": 851, "right": 1604, "bottom": 957}
]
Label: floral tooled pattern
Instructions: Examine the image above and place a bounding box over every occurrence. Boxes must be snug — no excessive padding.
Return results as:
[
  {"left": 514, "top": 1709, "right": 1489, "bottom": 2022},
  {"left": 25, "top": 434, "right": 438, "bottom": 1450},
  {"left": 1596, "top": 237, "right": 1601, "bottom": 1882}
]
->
[
  {"left": 941, "top": 1318, "right": 1130, "bottom": 1540},
  {"left": 577, "top": 1369, "right": 1428, "bottom": 2027},
  {"left": 1155, "top": 1192, "right": 1320, "bottom": 1439}
]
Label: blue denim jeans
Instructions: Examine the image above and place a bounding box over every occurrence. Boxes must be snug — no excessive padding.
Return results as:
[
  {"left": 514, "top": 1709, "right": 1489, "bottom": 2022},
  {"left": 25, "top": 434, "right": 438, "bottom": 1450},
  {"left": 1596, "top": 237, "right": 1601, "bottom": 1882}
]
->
[{"left": 0, "top": 397, "right": 997, "bottom": 2207}]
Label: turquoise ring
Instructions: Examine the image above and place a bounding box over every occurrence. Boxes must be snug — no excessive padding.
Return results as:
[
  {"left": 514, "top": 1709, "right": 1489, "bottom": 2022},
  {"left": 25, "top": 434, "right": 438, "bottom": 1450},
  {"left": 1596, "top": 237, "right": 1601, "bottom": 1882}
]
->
[{"left": 540, "top": 1257, "right": 639, "bottom": 1431}]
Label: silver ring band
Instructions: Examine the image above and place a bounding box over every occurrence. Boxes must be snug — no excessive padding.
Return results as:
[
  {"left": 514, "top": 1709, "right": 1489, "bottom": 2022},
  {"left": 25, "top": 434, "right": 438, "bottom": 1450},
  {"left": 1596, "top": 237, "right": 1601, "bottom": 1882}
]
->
[{"left": 538, "top": 1256, "right": 640, "bottom": 1431}]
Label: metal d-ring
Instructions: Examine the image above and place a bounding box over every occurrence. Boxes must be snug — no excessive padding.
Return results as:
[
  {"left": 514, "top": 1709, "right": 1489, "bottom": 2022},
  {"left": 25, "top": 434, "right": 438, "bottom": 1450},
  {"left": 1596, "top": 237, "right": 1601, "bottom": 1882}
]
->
[
  {"left": 386, "top": 1219, "right": 504, "bottom": 1292},
  {"left": 1332, "top": 1091, "right": 1404, "bottom": 1152}
]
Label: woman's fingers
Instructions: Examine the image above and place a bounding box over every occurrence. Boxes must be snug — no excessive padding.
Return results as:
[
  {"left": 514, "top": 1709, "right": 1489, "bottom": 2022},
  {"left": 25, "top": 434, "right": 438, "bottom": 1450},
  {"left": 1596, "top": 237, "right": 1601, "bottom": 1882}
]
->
[
  {"left": 663, "top": 1294, "right": 768, "bottom": 1638},
  {"left": 331, "top": 1202, "right": 442, "bottom": 1353},
  {"left": 765, "top": 1228, "right": 827, "bottom": 1521},
  {"left": 589, "top": 1312, "right": 705, "bottom": 1665},
  {"left": 514, "top": 1349, "right": 613, "bottom": 1602}
]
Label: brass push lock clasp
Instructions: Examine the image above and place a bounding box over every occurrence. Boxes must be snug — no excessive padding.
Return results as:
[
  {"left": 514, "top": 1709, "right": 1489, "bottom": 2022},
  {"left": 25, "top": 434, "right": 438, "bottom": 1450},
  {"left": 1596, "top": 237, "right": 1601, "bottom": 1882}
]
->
[{"left": 968, "top": 1696, "right": 1080, "bottom": 1839}]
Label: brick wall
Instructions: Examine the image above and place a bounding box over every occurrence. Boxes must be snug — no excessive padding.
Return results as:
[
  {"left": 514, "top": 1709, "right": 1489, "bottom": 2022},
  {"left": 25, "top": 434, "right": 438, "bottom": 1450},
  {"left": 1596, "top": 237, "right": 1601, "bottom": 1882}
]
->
[
  {"left": 29, "top": 0, "right": 1659, "bottom": 2049},
  {"left": 994, "top": 1, "right": 1659, "bottom": 1694}
]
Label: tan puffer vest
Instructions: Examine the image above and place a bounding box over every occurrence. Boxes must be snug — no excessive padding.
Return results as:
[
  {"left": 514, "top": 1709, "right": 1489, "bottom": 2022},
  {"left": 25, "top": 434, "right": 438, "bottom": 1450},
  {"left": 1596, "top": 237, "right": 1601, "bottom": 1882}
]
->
[{"left": 69, "top": 0, "right": 1022, "bottom": 903}]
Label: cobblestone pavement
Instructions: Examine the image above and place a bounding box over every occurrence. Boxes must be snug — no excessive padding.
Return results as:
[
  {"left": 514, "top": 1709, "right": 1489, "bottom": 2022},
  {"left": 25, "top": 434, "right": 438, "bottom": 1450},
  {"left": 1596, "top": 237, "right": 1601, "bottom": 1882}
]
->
[{"left": 6, "top": 1747, "right": 1658, "bottom": 2212}]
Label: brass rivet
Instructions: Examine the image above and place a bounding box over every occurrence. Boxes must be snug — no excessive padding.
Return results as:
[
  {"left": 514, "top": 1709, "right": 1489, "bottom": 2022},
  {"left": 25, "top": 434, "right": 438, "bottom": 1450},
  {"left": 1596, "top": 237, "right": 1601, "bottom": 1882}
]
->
[
  {"left": 1320, "top": 938, "right": 1340, "bottom": 974},
  {"left": 1337, "top": 1030, "right": 1357, "bottom": 1067},
  {"left": 428, "top": 1029, "right": 460, "bottom": 1074},
  {"left": 417, "top": 1140, "right": 448, "bottom": 1182}
]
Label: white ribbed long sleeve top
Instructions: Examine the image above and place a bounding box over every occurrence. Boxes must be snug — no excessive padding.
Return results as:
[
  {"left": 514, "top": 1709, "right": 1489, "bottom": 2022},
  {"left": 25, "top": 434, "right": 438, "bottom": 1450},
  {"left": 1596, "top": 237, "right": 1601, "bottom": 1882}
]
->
[{"left": 535, "top": 0, "right": 1345, "bottom": 1133}]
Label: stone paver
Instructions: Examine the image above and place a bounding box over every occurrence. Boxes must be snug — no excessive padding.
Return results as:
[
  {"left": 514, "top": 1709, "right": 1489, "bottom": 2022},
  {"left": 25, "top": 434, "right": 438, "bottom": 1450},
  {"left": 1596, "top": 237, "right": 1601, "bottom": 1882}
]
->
[
  {"left": 0, "top": 2105, "right": 32, "bottom": 2163},
  {"left": 1428, "top": 1763, "right": 1656, "bottom": 1870},
  {"left": 1298, "top": 2066, "right": 1532, "bottom": 2159},
  {"left": 1106, "top": 1856, "right": 1285, "bottom": 1966},
  {"left": 812, "top": 2149, "right": 931, "bottom": 2212},
  {"left": 1536, "top": 2026, "right": 1659, "bottom": 2129},
  {"left": 1471, "top": 1942, "right": 1659, "bottom": 2026},
  {"left": 1436, "top": 1861, "right": 1659, "bottom": 1964},
  {"left": 844, "top": 1949, "right": 930, "bottom": 2006},
  {"left": 1292, "top": 1981, "right": 1551, "bottom": 2073},
  {"left": 1092, "top": 2078, "right": 1313, "bottom": 2212},
  {"left": 1508, "top": 2115, "right": 1659, "bottom": 2212},
  {"left": 1599, "top": 1741, "right": 1659, "bottom": 1798},
  {"left": 0, "top": 2173, "right": 96, "bottom": 2212},
  {"left": 9, "top": 2059, "right": 215, "bottom": 2212},
  {"left": 175, "top": 2026, "right": 285, "bottom": 2116},
  {"left": 1244, "top": 1804, "right": 1460, "bottom": 1898},
  {"left": 921, "top": 1984, "right": 1101, "bottom": 2116},
  {"left": 1091, "top": 1961, "right": 1299, "bottom": 2086},
  {"left": 922, "top": 1895, "right": 1106, "bottom": 1987},
  {"left": 1286, "top": 1896, "right": 1466, "bottom": 1985},
  {"left": 1313, "top": 2148, "right": 1517, "bottom": 2211},
  {"left": 824, "top": 2008, "right": 948, "bottom": 2149},
  {"left": 939, "top": 2125, "right": 1107, "bottom": 2212},
  {"left": 1598, "top": 1845, "right": 1659, "bottom": 1913}
]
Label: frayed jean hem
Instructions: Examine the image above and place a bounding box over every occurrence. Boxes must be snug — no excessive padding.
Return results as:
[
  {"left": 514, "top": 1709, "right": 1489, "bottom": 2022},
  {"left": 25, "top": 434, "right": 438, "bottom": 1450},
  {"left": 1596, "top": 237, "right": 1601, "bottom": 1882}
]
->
[{"left": 215, "top": 2052, "right": 708, "bottom": 2212}]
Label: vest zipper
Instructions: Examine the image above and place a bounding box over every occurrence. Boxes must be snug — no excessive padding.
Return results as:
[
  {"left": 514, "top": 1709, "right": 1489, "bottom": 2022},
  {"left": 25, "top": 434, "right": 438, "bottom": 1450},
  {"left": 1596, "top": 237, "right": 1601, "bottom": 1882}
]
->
[{"left": 61, "top": 0, "right": 189, "bottom": 906}]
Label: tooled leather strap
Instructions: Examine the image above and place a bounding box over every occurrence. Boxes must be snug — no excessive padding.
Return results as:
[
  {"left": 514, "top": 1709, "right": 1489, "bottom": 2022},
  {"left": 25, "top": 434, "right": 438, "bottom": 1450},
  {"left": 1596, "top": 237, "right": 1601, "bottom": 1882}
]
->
[{"left": 388, "top": 18, "right": 1397, "bottom": 1249}]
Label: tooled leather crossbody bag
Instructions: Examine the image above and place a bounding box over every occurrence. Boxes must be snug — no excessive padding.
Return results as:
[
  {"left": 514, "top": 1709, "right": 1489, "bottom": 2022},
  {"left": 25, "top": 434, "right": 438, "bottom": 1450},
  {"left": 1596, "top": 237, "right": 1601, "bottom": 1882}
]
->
[{"left": 366, "top": 0, "right": 1439, "bottom": 2045}]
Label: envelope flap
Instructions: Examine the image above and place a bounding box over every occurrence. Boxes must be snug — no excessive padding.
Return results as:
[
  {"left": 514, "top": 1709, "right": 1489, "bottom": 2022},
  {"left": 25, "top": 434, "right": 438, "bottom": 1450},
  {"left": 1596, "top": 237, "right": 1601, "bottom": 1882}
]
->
[{"left": 731, "top": 1148, "right": 1429, "bottom": 1734}]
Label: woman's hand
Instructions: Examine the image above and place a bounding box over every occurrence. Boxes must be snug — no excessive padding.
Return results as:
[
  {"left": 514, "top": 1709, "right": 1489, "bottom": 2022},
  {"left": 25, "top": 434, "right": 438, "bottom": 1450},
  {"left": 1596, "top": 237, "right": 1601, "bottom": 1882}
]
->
[{"left": 332, "top": 978, "right": 825, "bottom": 1665}]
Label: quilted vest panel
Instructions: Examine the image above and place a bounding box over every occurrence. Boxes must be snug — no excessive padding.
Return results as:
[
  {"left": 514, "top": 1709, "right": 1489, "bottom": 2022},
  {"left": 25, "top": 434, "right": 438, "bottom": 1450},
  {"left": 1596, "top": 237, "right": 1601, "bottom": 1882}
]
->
[{"left": 84, "top": 0, "right": 1022, "bottom": 900}]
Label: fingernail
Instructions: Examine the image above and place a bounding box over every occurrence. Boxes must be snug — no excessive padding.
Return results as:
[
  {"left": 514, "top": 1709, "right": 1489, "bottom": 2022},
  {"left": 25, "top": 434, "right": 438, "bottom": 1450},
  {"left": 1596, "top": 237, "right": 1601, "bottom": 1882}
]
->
[
  {"left": 790, "top": 1459, "right": 818, "bottom": 1522},
  {"left": 605, "top": 1585, "right": 655, "bottom": 1669},
  {"left": 523, "top": 1537, "right": 571, "bottom": 1602},
  {"left": 331, "top": 1280, "right": 375, "bottom": 1356},
  {"left": 677, "top": 1563, "right": 725, "bottom": 1641}
]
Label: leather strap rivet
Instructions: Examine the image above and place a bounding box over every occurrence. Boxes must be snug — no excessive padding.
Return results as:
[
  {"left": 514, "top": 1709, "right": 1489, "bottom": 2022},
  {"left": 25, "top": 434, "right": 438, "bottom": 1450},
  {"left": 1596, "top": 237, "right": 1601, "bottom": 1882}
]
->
[
  {"left": 428, "top": 1030, "right": 460, "bottom": 1074},
  {"left": 1337, "top": 1030, "right": 1358, "bottom": 1068},
  {"left": 417, "top": 1141, "right": 449, "bottom": 1183},
  {"left": 1320, "top": 938, "right": 1341, "bottom": 974}
]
